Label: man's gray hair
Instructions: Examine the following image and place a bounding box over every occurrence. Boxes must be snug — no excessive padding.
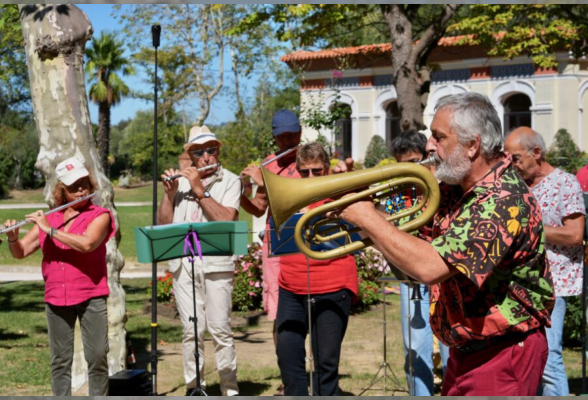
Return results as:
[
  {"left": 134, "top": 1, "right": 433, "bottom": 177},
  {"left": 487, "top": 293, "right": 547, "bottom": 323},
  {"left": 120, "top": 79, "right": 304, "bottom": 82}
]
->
[{"left": 435, "top": 92, "right": 503, "bottom": 161}]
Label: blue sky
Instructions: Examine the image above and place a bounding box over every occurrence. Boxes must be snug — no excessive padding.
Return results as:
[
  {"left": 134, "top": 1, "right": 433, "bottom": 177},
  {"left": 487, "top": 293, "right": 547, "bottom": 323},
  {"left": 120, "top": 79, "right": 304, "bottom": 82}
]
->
[{"left": 77, "top": 4, "right": 255, "bottom": 127}]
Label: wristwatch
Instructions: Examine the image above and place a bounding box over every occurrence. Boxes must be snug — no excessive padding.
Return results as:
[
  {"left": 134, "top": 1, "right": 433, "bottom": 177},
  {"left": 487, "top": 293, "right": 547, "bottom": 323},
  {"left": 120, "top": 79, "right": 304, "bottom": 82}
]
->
[{"left": 200, "top": 191, "right": 211, "bottom": 200}]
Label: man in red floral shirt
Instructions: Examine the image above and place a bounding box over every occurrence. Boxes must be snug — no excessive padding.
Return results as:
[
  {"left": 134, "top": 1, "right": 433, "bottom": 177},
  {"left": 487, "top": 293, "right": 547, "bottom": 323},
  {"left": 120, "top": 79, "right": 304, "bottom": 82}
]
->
[{"left": 339, "top": 92, "right": 554, "bottom": 396}]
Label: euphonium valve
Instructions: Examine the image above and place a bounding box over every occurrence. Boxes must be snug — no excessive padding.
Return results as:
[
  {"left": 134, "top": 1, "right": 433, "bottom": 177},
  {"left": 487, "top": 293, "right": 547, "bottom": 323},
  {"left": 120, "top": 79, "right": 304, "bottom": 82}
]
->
[{"left": 262, "top": 162, "right": 440, "bottom": 260}]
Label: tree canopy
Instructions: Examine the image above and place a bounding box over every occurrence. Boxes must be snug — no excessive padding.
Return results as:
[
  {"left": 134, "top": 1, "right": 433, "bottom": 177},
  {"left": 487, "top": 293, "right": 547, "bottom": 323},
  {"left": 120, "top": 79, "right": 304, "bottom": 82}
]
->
[{"left": 449, "top": 4, "right": 587, "bottom": 68}]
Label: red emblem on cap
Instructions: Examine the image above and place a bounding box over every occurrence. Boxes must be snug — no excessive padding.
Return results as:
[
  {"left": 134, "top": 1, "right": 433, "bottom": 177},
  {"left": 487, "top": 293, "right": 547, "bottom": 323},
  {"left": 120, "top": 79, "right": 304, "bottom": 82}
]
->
[{"left": 66, "top": 164, "right": 74, "bottom": 171}]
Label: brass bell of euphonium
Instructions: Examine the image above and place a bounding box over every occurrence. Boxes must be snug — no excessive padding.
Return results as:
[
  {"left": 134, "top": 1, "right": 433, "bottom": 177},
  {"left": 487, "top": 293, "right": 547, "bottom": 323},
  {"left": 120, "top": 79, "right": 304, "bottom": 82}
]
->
[{"left": 262, "top": 159, "right": 440, "bottom": 261}]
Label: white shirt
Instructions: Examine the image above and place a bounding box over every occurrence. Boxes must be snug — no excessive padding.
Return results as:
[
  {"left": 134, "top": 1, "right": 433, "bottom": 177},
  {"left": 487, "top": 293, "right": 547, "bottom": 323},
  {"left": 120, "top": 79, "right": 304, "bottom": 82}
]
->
[
  {"left": 532, "top": 168, "right": 585, "bottom": 296},
  {"left": 168, "top": 167, "right": 242, "bottom": 274}
]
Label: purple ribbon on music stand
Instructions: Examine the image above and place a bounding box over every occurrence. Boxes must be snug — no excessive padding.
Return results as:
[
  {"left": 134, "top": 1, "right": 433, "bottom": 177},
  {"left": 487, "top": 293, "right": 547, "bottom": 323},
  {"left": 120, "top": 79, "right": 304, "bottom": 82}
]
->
[{"left": 184, "top": 231, "right": 203, "bottom": 263}]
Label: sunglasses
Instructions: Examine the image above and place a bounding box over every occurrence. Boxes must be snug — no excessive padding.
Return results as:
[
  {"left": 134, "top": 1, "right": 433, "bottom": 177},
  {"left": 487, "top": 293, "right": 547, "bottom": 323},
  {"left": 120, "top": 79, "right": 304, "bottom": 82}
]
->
[
  {"left": 297, "top": 168, "right": 325, "bottom": 177},
  {"left": 189, "top": 147, "right": 218, "bottom": 158}
]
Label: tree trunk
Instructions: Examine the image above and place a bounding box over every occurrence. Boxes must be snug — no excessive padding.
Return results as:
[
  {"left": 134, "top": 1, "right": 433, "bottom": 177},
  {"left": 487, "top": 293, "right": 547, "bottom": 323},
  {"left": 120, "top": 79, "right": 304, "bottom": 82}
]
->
[
  {"left": 97, "top": 100, "right": 110, "bottom": 177},
  {"left": 19, "top": 5, "right": 126, "bottom": 394},
  {"left": 382, "top": 5, "right": 426, "bottom": 131},
  {"left": 13, "top": 156, "right": 22, "bottom": 190}
]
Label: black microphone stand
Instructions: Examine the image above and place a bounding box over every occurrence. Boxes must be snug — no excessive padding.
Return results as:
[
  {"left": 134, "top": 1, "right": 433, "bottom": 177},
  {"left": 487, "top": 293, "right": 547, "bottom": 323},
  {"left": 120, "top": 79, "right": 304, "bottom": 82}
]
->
[
  {"left": 186, "top": 229, "right": 207, "bottom": 397},
  {"left": 150, "top": 23, "right": 161, "bottom": 396}
]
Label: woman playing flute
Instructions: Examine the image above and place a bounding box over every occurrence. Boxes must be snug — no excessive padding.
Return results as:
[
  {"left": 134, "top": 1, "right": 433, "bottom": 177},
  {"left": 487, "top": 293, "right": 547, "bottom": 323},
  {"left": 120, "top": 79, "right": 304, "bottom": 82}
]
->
[{"left": 3, "top": 157, "right": 115, "bottom": 396}]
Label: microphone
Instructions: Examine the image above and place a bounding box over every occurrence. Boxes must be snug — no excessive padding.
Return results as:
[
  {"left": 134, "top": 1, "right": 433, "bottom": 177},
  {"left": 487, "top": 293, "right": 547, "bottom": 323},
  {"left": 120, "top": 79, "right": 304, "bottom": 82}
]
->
[{"left": 152, "top": 25, "right": 161, "bottom": 49}]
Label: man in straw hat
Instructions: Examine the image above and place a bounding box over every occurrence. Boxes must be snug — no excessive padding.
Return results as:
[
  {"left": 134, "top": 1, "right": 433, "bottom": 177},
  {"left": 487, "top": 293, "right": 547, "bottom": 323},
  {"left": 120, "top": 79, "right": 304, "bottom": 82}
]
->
[{"left": 158, "top": 125, "right": 242, "bottom": 396}]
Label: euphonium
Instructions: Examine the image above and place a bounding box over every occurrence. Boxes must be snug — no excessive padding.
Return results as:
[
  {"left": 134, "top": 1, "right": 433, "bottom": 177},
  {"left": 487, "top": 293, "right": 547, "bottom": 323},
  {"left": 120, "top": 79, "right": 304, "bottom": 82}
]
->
[{"left": 262, "top": 161, "right": 440, "bottom": 260}]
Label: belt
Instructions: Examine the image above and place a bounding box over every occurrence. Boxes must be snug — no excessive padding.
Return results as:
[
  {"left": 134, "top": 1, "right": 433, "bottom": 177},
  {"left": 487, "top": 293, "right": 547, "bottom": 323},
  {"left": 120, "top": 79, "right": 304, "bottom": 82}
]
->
[{"left": 455, "top": 328, "right": 539, "bottom": 355}]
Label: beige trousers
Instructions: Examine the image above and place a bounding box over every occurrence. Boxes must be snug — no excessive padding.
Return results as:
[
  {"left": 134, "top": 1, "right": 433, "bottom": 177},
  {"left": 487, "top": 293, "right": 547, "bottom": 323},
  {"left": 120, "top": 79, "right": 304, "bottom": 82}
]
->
[{"left": 172, "top": 265, "right": 238, "bottom": 396}]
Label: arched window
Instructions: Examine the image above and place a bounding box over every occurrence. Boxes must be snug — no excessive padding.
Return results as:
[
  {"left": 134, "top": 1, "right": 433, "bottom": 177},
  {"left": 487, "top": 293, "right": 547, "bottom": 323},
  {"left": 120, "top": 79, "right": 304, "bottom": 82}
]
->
[
  {"left": 503, "top": 93, "right": 531, "bottom": 135},
  {"left": 386, "top": 101, "right": 401, "bottom": 149},
  {"left": 333, "top": 103, "right": 352, "bottom": 159}
]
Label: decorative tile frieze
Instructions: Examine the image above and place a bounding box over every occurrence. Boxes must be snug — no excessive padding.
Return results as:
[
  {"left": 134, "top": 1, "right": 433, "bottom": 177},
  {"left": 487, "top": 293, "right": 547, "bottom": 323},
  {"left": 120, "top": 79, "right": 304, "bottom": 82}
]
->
[
  {"left": 431, "top": 68, "right": 471, "bottom": 83},
  {"left": 490, "top": 64, "right": 535, "bottom": 78}
]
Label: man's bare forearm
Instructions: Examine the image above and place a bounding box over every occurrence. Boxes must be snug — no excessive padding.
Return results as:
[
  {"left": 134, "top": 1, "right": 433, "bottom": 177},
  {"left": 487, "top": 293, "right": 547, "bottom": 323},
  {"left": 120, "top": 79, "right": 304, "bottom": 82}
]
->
[
  {"left": 157, "top": 194, "right": 174, "bottom": 225},
  {"left": 200, "top": 198, "right": 238, "bottom": 221}
]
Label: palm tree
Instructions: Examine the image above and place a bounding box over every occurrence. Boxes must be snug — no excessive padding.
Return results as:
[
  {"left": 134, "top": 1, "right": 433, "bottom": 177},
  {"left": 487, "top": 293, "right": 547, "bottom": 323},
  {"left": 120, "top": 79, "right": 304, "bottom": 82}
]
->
[{"left": 85, "top": 32, "right": 134, "bottom": 176}]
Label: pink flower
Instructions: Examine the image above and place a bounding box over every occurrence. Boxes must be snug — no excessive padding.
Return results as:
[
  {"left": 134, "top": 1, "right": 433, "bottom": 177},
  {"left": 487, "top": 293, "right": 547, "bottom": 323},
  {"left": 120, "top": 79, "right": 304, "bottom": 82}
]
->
[
  {"left": 254, "top": 281, "right": 260, "bottom": 288},
  {"left": 248, "top": 292, "right": 256, "bottom": 297},
  {"left": 332, "top": 69, "right": 343, "bottom": 79},
  {"left": 249, "top": 281, "right": 255, "bottom": 286}
]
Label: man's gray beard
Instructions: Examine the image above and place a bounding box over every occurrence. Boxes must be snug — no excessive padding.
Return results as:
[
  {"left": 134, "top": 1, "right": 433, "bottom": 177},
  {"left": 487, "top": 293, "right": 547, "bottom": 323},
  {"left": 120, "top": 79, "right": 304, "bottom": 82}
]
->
[{"left": 434, "top": 145, "right": 471, "bottom": 185}]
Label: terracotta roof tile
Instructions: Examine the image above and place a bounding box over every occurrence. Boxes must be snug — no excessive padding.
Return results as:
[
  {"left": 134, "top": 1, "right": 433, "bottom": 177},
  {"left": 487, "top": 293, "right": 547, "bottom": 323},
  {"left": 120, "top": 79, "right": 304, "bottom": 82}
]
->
[{"left": 280, "top": 35, "right": 473, "bottom": 63}]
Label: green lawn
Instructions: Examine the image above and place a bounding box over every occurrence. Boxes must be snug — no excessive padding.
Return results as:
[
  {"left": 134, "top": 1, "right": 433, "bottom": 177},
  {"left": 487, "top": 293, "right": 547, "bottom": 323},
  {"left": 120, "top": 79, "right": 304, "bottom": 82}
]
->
[
  {"left": 0, "top": 279, "right": 183, "bottom": 395},
  {"left": 0, "top": 279, "right": 585, "bottom": 396}
]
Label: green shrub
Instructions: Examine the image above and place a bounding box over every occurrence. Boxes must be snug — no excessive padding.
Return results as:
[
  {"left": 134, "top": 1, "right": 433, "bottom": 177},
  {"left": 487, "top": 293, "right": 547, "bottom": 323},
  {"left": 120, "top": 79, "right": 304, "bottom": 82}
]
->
[
  {"left": 353, "top": 249, "right": 391, "bottom": 312},
  {"left": 147, "top": 271, "right": 175, "bottom": 304},
  {"left": 364, "top": 135, "right": 390, "bottom": 168},
  {"left": 232, "top": 243, "right": 264, "bottom": 312},
  {"left": 563, "top": 294, "right": 583, "bottom": 346},
  {"left": 546, "top": 128, "right": 588, "bottom": 174}
]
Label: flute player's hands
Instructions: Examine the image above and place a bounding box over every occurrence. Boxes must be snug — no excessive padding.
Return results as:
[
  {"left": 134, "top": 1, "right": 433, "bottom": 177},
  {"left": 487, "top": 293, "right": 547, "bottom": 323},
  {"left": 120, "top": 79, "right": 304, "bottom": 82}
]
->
[
  {"left": 241, "top": 165, "right": 263, "bottom": 187},
  {"left": 24, "top": 210, "right": 51, "bottom": 235},
  {"left": 162, "top": 168, "right": 180, "bottom": 201},
  {"left": 182, "top": 167, "right": 206, "bottom": 200},
  {"left": 3, "top": 219, "right": 19, "bottom": 242}
]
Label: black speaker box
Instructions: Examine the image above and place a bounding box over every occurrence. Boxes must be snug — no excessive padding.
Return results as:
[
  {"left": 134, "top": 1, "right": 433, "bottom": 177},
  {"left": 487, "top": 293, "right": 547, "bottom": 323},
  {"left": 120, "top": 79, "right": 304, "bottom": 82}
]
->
[{"left": 109, "top": 369, "right": 151, "bottom": 396}]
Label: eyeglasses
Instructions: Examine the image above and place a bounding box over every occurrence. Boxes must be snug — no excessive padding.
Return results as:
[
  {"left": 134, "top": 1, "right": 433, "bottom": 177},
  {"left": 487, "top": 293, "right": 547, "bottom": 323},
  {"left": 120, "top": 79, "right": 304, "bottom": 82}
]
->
[
  {"left": 65, "top": 178, "right": 91, "bottom": 192},
  {"left": 297, "top": 168, "right": 325, "bottom": 177},
  {"left": 189, "top": 147, "right": 218, "bottom": 158}
]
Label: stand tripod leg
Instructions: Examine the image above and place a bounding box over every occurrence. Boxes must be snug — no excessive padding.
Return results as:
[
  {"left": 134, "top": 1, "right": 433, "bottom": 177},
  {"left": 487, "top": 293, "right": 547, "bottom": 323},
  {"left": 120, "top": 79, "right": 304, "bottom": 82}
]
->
[
  {"left": 305, "top": 257, "right": 315, "bottom": 396},
  {"left": 359, "top": 281, "right": 404, "bottom": 395},
  {"left": 407, "top": 283, "right": 414, "bottom": 396}
]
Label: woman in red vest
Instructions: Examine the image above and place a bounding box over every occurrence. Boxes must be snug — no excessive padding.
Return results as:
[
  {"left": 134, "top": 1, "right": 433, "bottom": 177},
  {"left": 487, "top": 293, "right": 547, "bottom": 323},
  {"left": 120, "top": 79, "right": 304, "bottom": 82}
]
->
[
  {"left": 275, "top": 143, "right": 358, "bottom": 396},
  {"left": 3, "top": 157, "right": 114, "bottom": 396}
]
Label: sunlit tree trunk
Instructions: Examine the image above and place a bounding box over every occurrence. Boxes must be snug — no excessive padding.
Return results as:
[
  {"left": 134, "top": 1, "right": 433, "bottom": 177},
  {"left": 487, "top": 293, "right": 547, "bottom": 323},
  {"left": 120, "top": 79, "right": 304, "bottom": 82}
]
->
[
  {"left": 19, "top": 4, "right": 126, "bottom": 394},
  {"left": 97, "top": 100, "right": 111, "bottom": 177}
]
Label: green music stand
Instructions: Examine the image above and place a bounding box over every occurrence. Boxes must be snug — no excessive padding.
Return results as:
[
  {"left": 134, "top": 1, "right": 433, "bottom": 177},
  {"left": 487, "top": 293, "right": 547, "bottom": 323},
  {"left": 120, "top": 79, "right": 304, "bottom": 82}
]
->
[
  {"left": 134, "top": 220, "right": 248, "bottom": 396},
  {"left": 135, "top": 221, "right": 248, "bottom": 263}
]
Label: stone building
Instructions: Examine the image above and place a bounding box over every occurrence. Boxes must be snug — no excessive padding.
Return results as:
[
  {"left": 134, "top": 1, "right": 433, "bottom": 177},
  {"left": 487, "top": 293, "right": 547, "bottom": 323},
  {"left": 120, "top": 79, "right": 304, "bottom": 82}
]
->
[{"left": 281, "top": 38, "right": 588, "bottom": 162}]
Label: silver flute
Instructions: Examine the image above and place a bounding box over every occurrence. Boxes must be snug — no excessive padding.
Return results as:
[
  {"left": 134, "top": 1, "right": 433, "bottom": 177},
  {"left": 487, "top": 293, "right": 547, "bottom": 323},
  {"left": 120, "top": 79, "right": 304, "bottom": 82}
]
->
[
  {"left": 163, "top": 163, "right": 220, "bottom": 182},
  {"left": 261, "top": 145, "right": 299, "bottom": 167},
  {"left": 0, "top": 192, "right": 96, "bottom": 235}
]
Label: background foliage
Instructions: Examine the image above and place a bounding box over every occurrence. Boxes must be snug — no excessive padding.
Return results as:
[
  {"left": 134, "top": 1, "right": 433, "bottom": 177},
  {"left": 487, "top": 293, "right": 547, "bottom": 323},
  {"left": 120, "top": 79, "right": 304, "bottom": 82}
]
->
[
  {"left": 364, "top": 135, "right": 391, "bottom": 168},
  {"left": 546, "top": 128, "right": 588, "bottom": 174}
]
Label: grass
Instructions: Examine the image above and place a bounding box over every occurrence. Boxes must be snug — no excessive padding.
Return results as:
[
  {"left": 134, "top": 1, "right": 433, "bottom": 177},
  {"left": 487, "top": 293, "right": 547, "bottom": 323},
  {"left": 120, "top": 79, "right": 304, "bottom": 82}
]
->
[{"left": 0, "top": 279, "right": 586, "bottom": 396}]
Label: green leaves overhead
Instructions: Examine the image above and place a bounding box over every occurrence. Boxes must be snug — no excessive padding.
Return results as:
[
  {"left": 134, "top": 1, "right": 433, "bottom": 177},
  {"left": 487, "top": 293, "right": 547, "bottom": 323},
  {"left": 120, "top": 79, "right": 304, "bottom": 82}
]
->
[{"left": 449, "top": 5, "right": 586, "bottom": 69}]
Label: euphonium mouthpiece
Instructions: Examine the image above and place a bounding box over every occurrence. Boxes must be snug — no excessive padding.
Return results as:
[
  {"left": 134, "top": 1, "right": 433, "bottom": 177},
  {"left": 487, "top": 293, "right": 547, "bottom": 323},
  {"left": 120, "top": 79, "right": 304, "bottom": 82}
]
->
[{"left": 418, "top": 155, "right": 439, "bottom": 167}]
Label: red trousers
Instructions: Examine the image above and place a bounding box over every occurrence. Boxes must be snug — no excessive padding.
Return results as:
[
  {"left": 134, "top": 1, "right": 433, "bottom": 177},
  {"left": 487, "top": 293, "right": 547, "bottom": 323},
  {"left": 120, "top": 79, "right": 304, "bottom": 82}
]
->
[{"left": 442, "top": 328, "right": 548, "bottom": 396}]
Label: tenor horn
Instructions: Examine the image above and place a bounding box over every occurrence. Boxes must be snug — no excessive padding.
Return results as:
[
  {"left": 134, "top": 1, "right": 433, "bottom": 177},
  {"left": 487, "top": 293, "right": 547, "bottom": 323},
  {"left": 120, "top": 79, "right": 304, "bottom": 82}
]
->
[{"left": 262, "top": 161, "right": 440, "bottom": 260}]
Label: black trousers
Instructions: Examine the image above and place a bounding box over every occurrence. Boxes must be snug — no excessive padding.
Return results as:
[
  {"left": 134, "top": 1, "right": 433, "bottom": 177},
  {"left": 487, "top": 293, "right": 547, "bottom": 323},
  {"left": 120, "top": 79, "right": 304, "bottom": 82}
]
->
[{"left": 276, "top": 287, "right": 352, "bottom": 396}]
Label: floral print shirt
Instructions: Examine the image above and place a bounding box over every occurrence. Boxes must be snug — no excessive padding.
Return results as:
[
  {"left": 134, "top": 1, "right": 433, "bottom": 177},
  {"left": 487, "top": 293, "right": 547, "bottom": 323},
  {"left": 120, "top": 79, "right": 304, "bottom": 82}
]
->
[
  {"left": 429, "top": 156, "right": 554, "bottom": 348},
  {"left": 532, "top": 168, "right": 585, "bottom": 297}
]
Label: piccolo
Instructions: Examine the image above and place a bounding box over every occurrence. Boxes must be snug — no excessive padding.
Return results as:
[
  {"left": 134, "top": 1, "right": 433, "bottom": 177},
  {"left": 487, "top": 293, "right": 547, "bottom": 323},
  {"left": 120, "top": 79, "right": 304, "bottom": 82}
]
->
[
  {"left": 0, "top": 192, "right": 96, "bottom": 235},
  {"left": 163, "top": 163, "right": 220, "bottom": 182},
  {"left": 261, "top": 145, "right": 299, "bottom": 167}
]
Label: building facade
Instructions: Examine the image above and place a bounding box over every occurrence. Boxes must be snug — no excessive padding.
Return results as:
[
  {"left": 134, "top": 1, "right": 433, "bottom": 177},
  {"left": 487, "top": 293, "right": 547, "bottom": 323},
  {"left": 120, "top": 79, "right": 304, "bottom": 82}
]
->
[{"left": 282, "top": 41, "right": 588, "bottom": 162}]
